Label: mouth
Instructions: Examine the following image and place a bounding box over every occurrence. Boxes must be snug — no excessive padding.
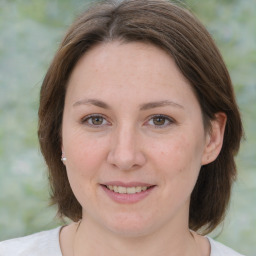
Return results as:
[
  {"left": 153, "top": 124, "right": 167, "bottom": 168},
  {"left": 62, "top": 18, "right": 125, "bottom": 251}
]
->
[
  {"left": 100, "top": 182, "right": 157, "bottom": 204},
  {"left": 100, "top": 182, "right": 156, "bottom": 203},
  {"left": 103, "top": 185, "right": 155, "bottom": 194}
]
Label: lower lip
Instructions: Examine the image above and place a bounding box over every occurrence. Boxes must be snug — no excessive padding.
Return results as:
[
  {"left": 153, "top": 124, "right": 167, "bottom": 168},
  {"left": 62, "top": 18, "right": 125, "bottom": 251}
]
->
[{"left": 100, "top": 185, "right": 155, "bottom": 204}]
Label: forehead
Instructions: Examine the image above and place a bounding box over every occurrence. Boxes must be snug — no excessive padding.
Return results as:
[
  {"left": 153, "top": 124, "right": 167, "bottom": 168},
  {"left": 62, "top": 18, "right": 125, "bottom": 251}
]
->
[
  {"left": 70, "top": 41, "right": 176, "bottom": 83},
  {"left": 66, "top": 41, "right": 199, "bottom": 108}
]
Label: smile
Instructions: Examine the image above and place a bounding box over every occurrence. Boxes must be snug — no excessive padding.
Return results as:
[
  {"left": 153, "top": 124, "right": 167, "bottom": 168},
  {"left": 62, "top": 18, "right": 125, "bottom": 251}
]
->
[
  {"left": 101, "top": 183, "right": 156, "bottom": 204},
  {"left": 105, "top": 185, "right": 152, "bottom": 194}
]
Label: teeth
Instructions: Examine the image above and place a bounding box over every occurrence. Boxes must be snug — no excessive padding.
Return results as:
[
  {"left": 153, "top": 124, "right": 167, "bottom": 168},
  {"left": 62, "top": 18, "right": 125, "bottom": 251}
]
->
[
  {"left": 106, "top": 185, "right": 150, "bottom": 194},
  {"left": 135, "top": 186, "right": 142, "bottom": 193},
  {"left": 118, "top": 186, "right": 127, "bottom": 193},
  {"left": 127, "top": 187, "right": 136, "bottom": 194}
]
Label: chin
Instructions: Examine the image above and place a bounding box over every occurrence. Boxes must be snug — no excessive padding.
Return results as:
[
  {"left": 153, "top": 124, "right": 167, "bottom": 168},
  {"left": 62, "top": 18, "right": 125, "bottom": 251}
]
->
[{"left": 104, "top": 214, "right": 156, "bottom": 238}]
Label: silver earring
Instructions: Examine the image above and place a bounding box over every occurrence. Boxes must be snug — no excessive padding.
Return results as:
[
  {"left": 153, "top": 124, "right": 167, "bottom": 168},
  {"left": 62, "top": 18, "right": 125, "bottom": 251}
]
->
[{"left": 61, "top": 156, "right": 67, "bottom": 161}]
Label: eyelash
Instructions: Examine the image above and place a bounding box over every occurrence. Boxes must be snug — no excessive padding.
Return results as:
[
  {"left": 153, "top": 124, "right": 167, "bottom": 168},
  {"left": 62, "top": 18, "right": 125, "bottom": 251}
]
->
[
  {"left": 145, "top": 114, "right": 175, "bottom": 128},
  {"left": 81, "top": 114, "right": 110, "bottom": 128},
  {"left": 81, "top": 114, "right": 175, "bottom": 128}
]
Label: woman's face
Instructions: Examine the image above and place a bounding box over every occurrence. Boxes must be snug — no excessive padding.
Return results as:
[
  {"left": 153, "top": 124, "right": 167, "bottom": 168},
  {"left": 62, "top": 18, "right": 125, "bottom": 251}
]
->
[{"left": 62, "top": 41, "right": 215, "bottom": 237}]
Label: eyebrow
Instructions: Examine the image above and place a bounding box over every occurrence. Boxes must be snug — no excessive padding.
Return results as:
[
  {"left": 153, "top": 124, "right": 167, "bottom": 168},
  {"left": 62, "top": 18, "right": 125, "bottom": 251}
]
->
[
  {"left": 73, "top": 98, "right": 184, "bottom": 110},
  {"left": 73, "top": 99, "right": 110, "bottom": 109},
  {"left": 139, "top": 100, "right": 184, "bottom": 111}
]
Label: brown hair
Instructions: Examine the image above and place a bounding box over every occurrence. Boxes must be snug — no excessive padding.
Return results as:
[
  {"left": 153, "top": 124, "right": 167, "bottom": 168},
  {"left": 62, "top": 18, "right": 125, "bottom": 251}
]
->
[{"left": 38, "top": 0, "right": 243, "bottom": 234}]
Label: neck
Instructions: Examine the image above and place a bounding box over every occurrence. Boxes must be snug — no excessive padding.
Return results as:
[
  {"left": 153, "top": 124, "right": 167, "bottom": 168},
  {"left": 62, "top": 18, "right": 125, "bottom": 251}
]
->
[{"left": 73, "top": 216, "right": 201, "bottom": 256}]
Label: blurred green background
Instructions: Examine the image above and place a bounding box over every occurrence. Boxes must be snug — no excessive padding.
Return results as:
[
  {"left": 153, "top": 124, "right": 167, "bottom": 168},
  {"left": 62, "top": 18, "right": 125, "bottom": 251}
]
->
[{"left": 0, "top": 0, "right": 255, "bottom": 254}]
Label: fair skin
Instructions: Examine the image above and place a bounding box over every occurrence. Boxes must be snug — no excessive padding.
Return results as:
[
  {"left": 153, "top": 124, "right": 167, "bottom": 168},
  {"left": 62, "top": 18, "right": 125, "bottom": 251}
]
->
[{"left": 60, "top": 41, "right": 226, "bottom": 256}]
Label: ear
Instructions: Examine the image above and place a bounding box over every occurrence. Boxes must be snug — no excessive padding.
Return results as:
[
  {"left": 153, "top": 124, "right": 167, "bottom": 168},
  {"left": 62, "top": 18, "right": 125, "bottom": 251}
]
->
[{"left": 201, "top": 112, "right": 227, "bottom": 165}]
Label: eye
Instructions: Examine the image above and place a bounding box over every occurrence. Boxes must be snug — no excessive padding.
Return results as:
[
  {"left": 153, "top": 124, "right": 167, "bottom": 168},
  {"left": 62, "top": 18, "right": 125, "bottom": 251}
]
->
[
  {"left": 81, "top": 114, "right": 110, "bottom": 127},
  {"left": 146, "top": 115, "right": 174, "bottom": 128}
]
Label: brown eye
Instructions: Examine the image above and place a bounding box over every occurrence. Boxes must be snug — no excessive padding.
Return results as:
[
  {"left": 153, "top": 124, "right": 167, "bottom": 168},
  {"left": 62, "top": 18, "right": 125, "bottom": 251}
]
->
[
  {"left": 152, "top": 116, "right": 166, "bottom": 126},
  {"left": 82, "top": 115, "right": 109, "bottom": 127},
  {"left": 147, "top": 115, "right": 174, "bottom": 128},
  {"left": 91, "top": 116, "right": 104, "bottom": 125}
]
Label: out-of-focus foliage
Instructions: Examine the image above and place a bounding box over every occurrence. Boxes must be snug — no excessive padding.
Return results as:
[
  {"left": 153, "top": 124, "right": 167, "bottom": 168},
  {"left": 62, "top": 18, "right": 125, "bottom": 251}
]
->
[{"left": 0, "top": 0, "right": 255, "bottom": 255}]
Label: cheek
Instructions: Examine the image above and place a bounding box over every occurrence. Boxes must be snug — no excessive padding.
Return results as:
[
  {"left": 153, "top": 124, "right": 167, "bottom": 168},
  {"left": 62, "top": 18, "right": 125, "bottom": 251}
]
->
[
  {"left": 63, "top": 132, "right": 110, "bottom": 189},
  {"left": 63, "top": 136, "right": 109, "bottom": 207},
  {"left": 150, "top": 134, "right": 204, "bottom": 181},
  {"left": 153, "top": 136, "right": 194, "bottom": 164},
  {"left": 64, "top": 131, "right": 107, "bottom": 164}
]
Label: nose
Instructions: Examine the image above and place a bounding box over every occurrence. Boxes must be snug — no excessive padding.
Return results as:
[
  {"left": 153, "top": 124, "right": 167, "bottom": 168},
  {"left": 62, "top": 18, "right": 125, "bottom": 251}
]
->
[{"left": 107, "top": 125, "right": 146, "bottom": 171}]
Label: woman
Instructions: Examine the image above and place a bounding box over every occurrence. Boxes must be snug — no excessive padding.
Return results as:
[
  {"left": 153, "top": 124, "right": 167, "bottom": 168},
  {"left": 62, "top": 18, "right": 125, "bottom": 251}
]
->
[{"left": 0, "top": 0, "right": 244, "bottom": 255}]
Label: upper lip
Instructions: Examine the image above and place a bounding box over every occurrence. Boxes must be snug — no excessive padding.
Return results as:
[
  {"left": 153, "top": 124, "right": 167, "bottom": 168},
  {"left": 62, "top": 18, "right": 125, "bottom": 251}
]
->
[{"left": 101, "top": 181, "right": 155, "bottom": 187}]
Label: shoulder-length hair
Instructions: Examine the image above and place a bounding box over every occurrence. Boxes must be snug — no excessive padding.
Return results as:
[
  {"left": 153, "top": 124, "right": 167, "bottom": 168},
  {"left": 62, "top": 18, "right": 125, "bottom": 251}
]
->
[{"left": 38, "top": 0, "right": 243, "bottom": 234}]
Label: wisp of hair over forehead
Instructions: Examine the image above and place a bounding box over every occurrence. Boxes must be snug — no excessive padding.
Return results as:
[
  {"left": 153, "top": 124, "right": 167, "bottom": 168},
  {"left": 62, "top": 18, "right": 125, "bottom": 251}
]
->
[{"left": 38, "top": 0, "right": 243, "bottom": 235}]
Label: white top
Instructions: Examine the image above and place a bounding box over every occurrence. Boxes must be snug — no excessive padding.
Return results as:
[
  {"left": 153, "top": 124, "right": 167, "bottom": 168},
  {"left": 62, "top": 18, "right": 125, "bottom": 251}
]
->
[{"left": 0, "top": 227, "right": 245, "bottom": 256}]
